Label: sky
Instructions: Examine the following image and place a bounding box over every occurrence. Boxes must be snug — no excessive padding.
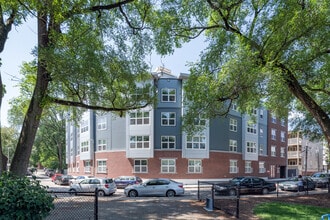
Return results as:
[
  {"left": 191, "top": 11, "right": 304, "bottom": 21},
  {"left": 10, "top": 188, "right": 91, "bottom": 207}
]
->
[{"left": 0, "top": 19, "right": 206, "bottom": 127}]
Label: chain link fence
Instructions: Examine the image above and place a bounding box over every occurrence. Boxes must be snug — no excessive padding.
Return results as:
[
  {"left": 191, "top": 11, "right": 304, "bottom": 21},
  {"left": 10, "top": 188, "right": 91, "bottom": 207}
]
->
[{"left": 46, "top": 190, "right": 98, "bottom": 220}]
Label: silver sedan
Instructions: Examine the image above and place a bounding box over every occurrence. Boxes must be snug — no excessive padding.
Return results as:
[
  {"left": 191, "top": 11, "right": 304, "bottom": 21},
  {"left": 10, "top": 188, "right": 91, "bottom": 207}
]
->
[{"left": 124, "top": 178, "right": 184, "bottom": 197}]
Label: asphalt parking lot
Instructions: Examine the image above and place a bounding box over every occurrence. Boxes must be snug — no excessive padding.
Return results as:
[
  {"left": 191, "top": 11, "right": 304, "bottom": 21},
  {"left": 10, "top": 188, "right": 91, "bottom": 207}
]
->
[{"left": 38, "top": 174, "right": 329, "bottom": 220}]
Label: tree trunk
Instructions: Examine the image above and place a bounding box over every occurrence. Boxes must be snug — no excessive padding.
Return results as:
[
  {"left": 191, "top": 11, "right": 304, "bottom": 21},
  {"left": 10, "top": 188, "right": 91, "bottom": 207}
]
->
[
  {"left": 281, "top": 64, "right": 330, "bottom": 146},
  {"left": 10, "top": 13, "right": 50, "bottom": 176}
]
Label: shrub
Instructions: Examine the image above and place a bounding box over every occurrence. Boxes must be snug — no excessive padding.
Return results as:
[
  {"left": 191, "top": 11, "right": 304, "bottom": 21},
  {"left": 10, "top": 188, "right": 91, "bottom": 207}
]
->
[{"left": 0, "top": 172, "right": 54, "bottom": 220}]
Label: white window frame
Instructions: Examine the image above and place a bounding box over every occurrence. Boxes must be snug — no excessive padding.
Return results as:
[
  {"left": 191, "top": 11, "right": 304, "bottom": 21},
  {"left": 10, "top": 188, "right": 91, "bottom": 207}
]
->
[
  {"left": 245, "top": 161, "right": 253, "bottom": 173},
  {"left": 97, "top": 160, "right": 107, "bottom": 173},
  {"left": 246, "top": 141, "right": 257, "bottom": 153},
  {"left": 280, "top": 147, "right": 285, "bottom": 157},
  {"left": 229, "top": 139, "right": 237, "bottom": 152},
  {"left": 161, "top": 112, "right": 176, "bottom": 126},
  {"left": 271, "top": 114, "right": 276, "bottom": 123},
  {"left": 271, "top": 129, "right": 277, "bottom": 140},
  {"left": 271, "top": 145, "right": 276, "bottom": 157},
  {"left": 259, "top": 161, "right": 266, "bottom": 173},
  {"left": 161, "top": 88, "right": 176, "bottom": 102},
  {"left": 134, "top": 159, "right": 148, "bottom": 173},
  {"left": 84, "top": 160, "right": 91, "bottom": 173},
  {"left": 229, "top": 160, "right": 238, "bottom": 173},
  {"left": 188, "top": 159, "right": 202, "bottom": 173},
  {"left": 80, "top": 120, "right": 88, "bottom": 133},
  {"left": 130, "top": 111, "right": 150, "bottom": 125},
  {"left": 81, "top": 141, "right": 89, "bottom": 153},
  {"left": 247, "top": 121, "right": 257, "bottom": 134},
  {"left": 161, "top": 159, "right": 176, "bottom": 173},
  {"left": 97, "top": 117, "right": 107, "bottom": 130},
  {"left": 97, "top": 139, "right": 107, "bottom": 151},
  {"left": 259, "top": 144, "right": 264, "bottom": 155},
  {"left": 130, "top": 136, "right": 150, "bottom": 149},
  {"left": 161, "top": 136, "right": 176, "bottom": 149},
  {"left": 281, "top": 131, "right": 285, "bottom": 142},
  {"left": 186, "top": 135, "right": 206, "bottom": 149},
  {"left": 229, "top": 118, "right": 237, "bottom": 132}
]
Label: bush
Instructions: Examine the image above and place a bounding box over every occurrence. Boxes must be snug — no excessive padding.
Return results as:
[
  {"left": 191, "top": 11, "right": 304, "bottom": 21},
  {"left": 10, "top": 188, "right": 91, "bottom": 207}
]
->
[{"left": 0, "top": 172, "right": 54, "bottom": 220}]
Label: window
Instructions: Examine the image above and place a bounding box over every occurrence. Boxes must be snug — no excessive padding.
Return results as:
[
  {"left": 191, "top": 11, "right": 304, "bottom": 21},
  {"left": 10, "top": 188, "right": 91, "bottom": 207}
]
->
[
  {"left": 251, "top": 109, "right": 257, "bottom": 115},
  {"left": 247, "top": 122, "right": 257, "bottom": 134},
  {"left": 260, "top": 128, "right": 264, "bottom": 137},
  {"left": 97, "top": 160, "right": 107, "bottom": 173},
  {"left": 81, "top": 141, "right": 89, "bottom": 153},
  {"left": 130, "top": 111, "right": 150, "bottom": 125},
  {"left": 130, "top": 136, "right": 150, "bottom": 149},
  {"left": 259, "top": 162, "right": 266, "bottom": 173},
  {"left": 229, "top": 139, "right": 237, "bottom": 152},
  {"left": 134, "top": 159, "right": 148, "bottom": 173},
  {"left": 280, "top": 147, "right": 285, "bottom": 157},
  {"left": 84, "top": 161, "right": 91, "bottom": 173},
  {"left": 97, "top": 117, "right": 107, "bottom": 130},
  {"left": 246, "top": 141, "right": 257, "bottom": 153},
  {"left": 194, "top": 115, "right": 206, "bottom": 126},
  {"left": 161, "top": 112, "right": 176, "bottom": 126},
  {"left": 245, "top": 161, "right": 252, "bottom": 173},
  {"left": 230, "top": 160, "right": 238, "bottom": 173},
  {"left": 271, "top": 114, "right": 276, "bottom": 123},
  {"left": 161, "top": 136, "right": 176, "bottom": 149},
  {"left": 80, "top": 120, "right": 88, "bottom": 133},
  {"left": 161, "top": 159, "right": 176, "bottom": 173},
  {"left": 232, "top": 103, "right": 237, "bottom": 111},
  {"left": 260, "top": 110, "right": 264, "bottom": 119},
  {"left": 259, "top": 144, "right": 264, "bottom": 155},
  {"left": 271, "top": 129, "right": 277, "bottom": 140},
  {"left": 97, "top": 139, "right": 107, "bottom": 151},
  {"left": 161, "top": 88, "right": 176, "bottom": 102},
  {"left": 281, "top": 119, "right": 286, "bottom": 126},
  {"left": 188, "top": 159, "right": 202, "bottom": 173},
  {"left": 229, "top": 118, "right": 237, "bottom": 132},
  {"left": 281, "top": 131, "right": 286, "bottom": 142},
  {"left": 271, "top": 145, "right": 276, "bottom": 156},
  {"left": 186, "top": 135, "right": 206, "bottom": 149}
]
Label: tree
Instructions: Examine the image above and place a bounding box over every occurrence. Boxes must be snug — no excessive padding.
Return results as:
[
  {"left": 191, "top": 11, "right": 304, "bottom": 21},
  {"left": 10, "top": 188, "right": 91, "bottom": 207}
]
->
[
  {"left": 149, "top": 1, "right": 330, "bottom": 146},
  {"left": 2, "top": 0, "right": 158, "bottom": 176}
]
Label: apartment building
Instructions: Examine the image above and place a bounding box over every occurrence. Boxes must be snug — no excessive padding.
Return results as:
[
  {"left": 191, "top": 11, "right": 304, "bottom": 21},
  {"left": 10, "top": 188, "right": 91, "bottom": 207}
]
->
[
  {"left": 66, "top": 67, "right": 288, "bottom": 179},
  {"left": 287, "top": 131, "right": 326, "bottom": 177}
]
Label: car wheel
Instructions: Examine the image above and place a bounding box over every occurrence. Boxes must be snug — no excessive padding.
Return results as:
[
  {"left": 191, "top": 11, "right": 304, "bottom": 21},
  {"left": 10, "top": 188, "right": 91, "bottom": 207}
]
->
[
  {"left": 98, "top": 190, "right": 106, "bottom": 196},
  {"left": 229, "top": 189, "right": 236, "bottom": 196},
  {"left": 262, "top": 188, "right": 269, "bottom": 195},
  {"left": 69, "top": 189, "right": 77, "bottom": 196},
  {"left": 128, "top": 190, "right": 138, "bottom": 197},
  {"left": 166, "top": 190, "right": 175, "bottom": 197}
]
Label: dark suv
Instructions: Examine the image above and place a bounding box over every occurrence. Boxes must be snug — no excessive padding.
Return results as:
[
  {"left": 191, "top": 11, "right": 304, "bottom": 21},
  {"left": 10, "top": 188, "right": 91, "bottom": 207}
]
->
[
  {"left": 214, "top": 176, "right": 276, "bottom": 196},
  {"left": 114, "top": 176, "right": 143, "bottom": 189}
]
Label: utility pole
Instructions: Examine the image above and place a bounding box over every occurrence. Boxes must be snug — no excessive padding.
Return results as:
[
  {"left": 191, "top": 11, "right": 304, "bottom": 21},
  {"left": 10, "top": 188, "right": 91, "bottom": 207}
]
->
[{"left": 305, "top": 146, "right": 308, "bottom": 176}]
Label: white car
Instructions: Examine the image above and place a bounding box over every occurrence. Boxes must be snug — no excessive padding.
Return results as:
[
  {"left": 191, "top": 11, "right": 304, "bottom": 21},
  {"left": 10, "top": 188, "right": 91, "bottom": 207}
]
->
[
  {"left": 69, "top": 178, "right": 117, "bottom": 196},
  {"left": 124, "top": 178, "right": 184, "bottom": 197},
  {"left": 70, "top": 175, "right": 94, "bottom": 185}
]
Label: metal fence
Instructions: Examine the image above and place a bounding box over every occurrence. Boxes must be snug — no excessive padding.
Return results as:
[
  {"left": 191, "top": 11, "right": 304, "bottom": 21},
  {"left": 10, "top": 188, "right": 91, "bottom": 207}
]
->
[{"left": 46, "top": 190, "right": 98, "bottom": 220}]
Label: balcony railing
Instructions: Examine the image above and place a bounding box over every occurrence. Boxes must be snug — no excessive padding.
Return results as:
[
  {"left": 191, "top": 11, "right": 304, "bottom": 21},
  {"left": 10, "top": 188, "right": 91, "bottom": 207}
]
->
[{"left": 288, "top": 138, "right": 302, "bottom": 145}]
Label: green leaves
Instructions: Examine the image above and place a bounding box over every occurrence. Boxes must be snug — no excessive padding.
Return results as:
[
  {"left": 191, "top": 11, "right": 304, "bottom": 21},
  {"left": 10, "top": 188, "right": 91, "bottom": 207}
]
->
[{"left": 0, "top": 172, "right": 54, "bottom": 219}]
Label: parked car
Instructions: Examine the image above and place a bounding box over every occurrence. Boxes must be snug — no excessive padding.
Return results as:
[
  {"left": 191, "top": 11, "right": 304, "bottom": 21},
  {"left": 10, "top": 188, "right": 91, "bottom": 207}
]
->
[
  {"left": 55, "top": 175, "right": 74, "bottom": 185},
  {"left": 278, "top": 176, "right": 316, "bottom": 191},
  {"left": 214, "top": 176, "right": 277, "bottom": 196},
  {"left": 69, "top": 178, "right": 117, "bottom": 196},
  {"left": 310, "top": 172, "right": 330, "bottom": 188},
  {"left": 114, "top": 176, "right": 143, "bottom": 189},
  {"left": 45, "top": 169, "right": 55, "bottom": 177},
  {"left": 51, "top": 173, "right": 62, "bottom": 182},
  {"left": 70, "top": 175, "right": 94, "bottom": 185},
  {"left": 124, "top": 178, "right": 184, "bottom": 197}
]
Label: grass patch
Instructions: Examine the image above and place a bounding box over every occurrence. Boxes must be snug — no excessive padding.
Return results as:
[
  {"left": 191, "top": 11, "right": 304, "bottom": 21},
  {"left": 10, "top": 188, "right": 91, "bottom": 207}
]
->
[{"left": 254, "top": 202, "right": 330, "bottom": 220}]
